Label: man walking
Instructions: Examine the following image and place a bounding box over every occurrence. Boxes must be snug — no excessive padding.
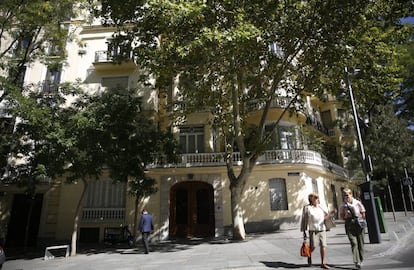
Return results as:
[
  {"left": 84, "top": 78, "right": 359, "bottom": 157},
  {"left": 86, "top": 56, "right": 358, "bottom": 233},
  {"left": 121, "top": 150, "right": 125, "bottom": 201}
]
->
[
  {"left": 139, "top": 209, "right": 154, "bottom": 254},
  {"left": 339, "top": 188, "right": 366, "bottom": 269}
]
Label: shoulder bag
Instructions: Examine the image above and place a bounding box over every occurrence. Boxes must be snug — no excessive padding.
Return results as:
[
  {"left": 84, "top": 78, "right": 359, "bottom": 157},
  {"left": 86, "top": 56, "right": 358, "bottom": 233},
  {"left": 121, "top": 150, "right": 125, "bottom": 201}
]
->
[
  {"left": 346, "top": 204, "right": 366, "bottom": 235},
  {"left": 324, "top": 215, "right": 336, "bottom": 231}
]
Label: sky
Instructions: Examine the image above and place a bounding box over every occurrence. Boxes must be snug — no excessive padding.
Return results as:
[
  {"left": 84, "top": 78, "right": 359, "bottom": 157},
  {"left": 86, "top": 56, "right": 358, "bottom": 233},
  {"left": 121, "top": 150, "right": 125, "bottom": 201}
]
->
[{"left": 400, "top": 17, "right": 414, "bottom": 24}]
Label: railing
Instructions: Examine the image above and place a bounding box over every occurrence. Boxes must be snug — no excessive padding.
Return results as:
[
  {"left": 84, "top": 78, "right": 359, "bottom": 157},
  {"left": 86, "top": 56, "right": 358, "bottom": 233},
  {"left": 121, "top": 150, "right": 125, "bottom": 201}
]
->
[
  {"left": 94, "top": 50, "right": 133, "bottom": 63},
  {"left": 149, "top": 149, "right": 349, "bottom": 178},
  {"left": 82, "top": 207, "right": 125, "bottom": 222},
  {"left": 246, "top": 97, "right": 294, "bottom": 111}
]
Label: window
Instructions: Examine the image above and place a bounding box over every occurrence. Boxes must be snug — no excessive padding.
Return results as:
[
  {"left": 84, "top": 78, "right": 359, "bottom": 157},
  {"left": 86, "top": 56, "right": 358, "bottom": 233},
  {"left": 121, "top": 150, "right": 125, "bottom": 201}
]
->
[
  {"left": 321, "top": 110, "right": 332, "bottom": 129},
  {"left": 265, "top": 124, "right": 280, "bottom": 149},
  {"left": 42, "top": 67, "right": 62, "bottom": 93},
  {"left": 102, "top": 76, "right": 129, "bottom": 90},
  {"left": 279, "top": 126, "right": 295, "bottom": 150},
  {"left": 85, "top": 179, "right": 126, "bottom": 208},
  {"left": 269, "top": 178, "right": 288, "bottom": 211},
  {"left": 179, "top": 126, "right": 205, "bottom": 153},
  {"left": 312, "top": 179, "right": 318, "bottom": 194},
  {"left": 264, "top": 124, "right": 297, "bottom": 150}
]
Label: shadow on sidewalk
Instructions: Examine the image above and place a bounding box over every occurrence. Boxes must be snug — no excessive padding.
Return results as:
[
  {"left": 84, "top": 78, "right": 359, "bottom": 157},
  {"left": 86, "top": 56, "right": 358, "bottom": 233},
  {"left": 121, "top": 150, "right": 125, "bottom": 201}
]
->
[{"left": 261, "top": 261, "right": 357, "bottom": 269}]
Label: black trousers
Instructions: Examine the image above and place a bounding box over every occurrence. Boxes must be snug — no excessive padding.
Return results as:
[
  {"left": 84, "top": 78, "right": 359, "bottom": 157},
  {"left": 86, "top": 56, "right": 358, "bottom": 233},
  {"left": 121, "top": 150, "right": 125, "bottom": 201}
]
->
[{"left": 142, "top": 232, "right": 150, "bottom": 253}]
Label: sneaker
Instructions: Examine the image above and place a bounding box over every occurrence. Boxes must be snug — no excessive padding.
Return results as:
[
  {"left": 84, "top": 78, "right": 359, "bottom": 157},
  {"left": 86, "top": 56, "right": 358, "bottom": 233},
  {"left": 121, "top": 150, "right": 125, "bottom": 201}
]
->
[{"left": 355, "top": 263, "right": 361, "bottom": 269}]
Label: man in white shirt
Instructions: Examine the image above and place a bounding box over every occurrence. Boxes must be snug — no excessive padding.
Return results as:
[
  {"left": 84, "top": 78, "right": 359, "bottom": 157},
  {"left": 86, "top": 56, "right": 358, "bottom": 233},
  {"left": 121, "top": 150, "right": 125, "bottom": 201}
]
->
[{"left": 339, "top": 188, "right": 366, "bottom": 269}]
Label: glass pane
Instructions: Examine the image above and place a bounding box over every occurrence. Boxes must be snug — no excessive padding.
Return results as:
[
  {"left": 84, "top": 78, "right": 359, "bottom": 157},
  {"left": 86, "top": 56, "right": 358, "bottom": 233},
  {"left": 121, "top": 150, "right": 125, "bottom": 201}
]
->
[
  {"left": 179, "top": 136, "right": 187, "bottom": 153},
  {"left": 188, "top": 135, "right": 196, "bottom": 153},
  {"left": 269, "top": 178, "right": 288, "bottom": 211},
  {"left": 196, "top": 134, "right": 204, "bottom": 153},
  {"left": 196, "top": 189, "right": 209, "bottom": 224},
  {"left": 176, "top": 189, "right": 188, "bottom": 224}
]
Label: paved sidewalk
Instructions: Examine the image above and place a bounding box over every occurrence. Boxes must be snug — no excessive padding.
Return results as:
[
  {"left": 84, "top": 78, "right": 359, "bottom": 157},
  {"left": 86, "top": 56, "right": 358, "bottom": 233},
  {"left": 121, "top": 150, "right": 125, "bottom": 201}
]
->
[{"left": 3, "top": 212, "right": 414, "bottom": 270}]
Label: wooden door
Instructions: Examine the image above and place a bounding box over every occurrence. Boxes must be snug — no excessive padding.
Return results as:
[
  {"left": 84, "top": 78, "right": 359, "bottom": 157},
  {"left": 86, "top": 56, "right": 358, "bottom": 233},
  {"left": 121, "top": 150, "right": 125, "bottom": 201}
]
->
[{"left": 169, "top": 181, "right": 215, "bottom": 238}]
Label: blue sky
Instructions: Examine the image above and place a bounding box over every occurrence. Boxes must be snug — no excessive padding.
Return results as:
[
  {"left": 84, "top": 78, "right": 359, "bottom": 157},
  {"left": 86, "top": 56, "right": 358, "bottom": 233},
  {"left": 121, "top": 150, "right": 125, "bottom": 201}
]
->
[{"left": 400, "top": 17, "right": 414, "bottom": 24}]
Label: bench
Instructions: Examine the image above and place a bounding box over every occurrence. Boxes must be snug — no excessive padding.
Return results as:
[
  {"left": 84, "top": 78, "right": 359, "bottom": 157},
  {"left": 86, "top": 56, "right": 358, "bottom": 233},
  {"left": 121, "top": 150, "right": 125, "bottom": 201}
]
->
[{"left": 44, "top": 244, "right": 70, "bottom": 260}]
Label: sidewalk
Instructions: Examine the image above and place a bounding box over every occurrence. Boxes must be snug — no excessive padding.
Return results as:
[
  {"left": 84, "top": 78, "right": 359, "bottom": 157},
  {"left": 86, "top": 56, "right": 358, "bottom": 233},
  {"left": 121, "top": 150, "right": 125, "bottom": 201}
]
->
[{"left": 3, "top": 211, "right": 414, "bottom": 270}]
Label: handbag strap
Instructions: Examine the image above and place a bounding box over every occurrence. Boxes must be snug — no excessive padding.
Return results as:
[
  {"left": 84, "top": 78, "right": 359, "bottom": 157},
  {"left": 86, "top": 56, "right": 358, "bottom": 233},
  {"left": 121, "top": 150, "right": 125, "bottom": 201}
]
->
[
  {"left": 346, "top": 203, "right": 357, "bottom": 218},
  {"left": 319, "top": 205, "right": 328, "bottom": 216}
]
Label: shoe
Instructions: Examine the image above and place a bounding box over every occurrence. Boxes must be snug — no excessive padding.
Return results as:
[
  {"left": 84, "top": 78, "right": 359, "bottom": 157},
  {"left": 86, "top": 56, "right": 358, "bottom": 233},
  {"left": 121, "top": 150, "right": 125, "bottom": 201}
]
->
[
  {"left": 321, "top": 264, "right": 330, "bottom": 269},
  {"left": 307, "top": 257, "right": 312, "bottom": 267},
  {"left": 355, "top": 263, "right": 361, "bottom": 269}
]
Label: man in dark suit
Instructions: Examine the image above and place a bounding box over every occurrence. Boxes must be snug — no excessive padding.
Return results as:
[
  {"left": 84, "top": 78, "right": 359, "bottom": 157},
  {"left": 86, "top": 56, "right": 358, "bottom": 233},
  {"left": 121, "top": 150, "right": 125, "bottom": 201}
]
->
[{"left": 139, "top": 210, "right": 154, "bottom": 254}]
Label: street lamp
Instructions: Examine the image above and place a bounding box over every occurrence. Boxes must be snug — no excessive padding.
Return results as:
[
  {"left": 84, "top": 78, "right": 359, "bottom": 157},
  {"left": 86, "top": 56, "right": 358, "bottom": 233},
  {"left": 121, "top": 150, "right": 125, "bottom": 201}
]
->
[{"left": 344, "top": 67, "right": 381, "bottom": 244}]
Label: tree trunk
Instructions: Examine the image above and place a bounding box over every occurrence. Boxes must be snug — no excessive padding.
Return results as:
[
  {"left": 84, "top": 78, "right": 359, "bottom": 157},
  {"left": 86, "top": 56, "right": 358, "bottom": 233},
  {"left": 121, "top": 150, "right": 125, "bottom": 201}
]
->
[
  {"left": 133, "top": 196, "right": 139, "bottom": 242},
  {"left": 230, "top": 183, "right": 246, "bottom": 240},
  {"left": 23, "top": 195, "right": 35, "bottom": 252},
  {"left": 70, "top": 178, "right": 88, "bottom": 256}
]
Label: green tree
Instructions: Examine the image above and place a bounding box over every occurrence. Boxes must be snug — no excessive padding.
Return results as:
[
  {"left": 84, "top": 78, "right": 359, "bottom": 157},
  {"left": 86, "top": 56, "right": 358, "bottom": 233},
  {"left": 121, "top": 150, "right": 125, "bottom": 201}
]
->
[
  {"left": 96, "top": 0, "right": 414, "bottom": 239},
  {"left": 87, "top": 87, "right": 179, "bottom": 239},
  {"left": 365, "top": 104, "right": 414, "bottom": 179},
  {"left": 396, "top": 40, "right": 414, "bottom": 126},
  {"left": 62, "top": 87, "right": 179, "bottom": 254},
  {"left": 2, "top": 81, "right": 82, "bottom": 250},
  {"left": 0, "top": 0, "right": 90, "bottom": 181},
  {"left": 364, "top": 104, "right": 414, "bottom": 212},
  {"left": 0, "top": 0, "right": 85, "bottom": 95}
]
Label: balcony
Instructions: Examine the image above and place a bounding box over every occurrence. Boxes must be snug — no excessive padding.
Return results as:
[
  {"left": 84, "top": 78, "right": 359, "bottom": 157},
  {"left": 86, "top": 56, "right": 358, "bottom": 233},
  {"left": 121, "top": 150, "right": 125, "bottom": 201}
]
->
[
  {"left": 82, "top": 207, "right": 125, "bottom": 222},
  {"left": 149, "top": 149, "right": 349, "bottom": 178},
  {"left": 93, "top": 50, "right": 136, "bottom": 72},
  {"left": 246, "top": 96, "right": 294, "bottom": 112}
]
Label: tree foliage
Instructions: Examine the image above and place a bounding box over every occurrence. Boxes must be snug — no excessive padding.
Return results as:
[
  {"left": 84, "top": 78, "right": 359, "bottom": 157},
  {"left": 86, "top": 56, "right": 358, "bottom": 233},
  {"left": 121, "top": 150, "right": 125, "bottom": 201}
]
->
[
  {"left": 95, "top": 0, "right": 414, "bottom": 239},
  {"left": 365, "top": 104, "right": 414, "bottom": 182},
  {"left": 396, "top": 40, "right": 414, "bottom": 126},
  {"left": 0, "top": 0, "right": 85, "bottom": 92}
]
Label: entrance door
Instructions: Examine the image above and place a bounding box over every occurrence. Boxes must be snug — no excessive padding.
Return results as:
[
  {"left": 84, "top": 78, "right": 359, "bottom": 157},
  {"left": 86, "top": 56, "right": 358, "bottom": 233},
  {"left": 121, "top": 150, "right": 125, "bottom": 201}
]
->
[
  {"left": 6, "top": 194, "right": 43, "bottom": 247},
  {"left": 169, "top": 181, "right": 215, "bottom": 238}
]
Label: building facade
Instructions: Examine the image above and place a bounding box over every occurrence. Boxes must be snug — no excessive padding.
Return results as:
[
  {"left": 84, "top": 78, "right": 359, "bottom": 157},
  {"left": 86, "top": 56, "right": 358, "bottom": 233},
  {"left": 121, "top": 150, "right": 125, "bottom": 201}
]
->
[{"left": 0, "top": 12, "right": 358, "bottom": 247}]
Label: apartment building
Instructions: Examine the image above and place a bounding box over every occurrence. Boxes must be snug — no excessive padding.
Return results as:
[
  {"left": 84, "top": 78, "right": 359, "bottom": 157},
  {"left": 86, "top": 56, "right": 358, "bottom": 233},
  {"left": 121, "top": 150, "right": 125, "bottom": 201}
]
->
[{"left": 0, "top": 14, "right": 357, "bottom": 247}]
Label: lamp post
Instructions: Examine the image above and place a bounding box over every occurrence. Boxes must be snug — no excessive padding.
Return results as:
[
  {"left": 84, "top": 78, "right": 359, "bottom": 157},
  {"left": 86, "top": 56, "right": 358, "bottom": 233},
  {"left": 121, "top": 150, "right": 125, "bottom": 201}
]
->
[{"left": 344, "top": 67, "right": 381, "bottom": 243}]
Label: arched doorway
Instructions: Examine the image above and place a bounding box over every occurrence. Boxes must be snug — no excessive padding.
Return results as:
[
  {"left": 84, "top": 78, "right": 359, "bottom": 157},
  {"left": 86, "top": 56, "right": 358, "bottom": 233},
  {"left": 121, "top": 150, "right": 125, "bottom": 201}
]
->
[{"left": 169, "top": 181, "right": 215, "bottom": 238}]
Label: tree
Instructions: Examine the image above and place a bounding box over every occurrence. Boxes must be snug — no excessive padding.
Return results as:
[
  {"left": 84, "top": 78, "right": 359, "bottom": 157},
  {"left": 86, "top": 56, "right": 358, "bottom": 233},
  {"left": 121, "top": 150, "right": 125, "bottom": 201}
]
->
[
  {"left": 87, "top": 87, "right": 179, "bottom": 239},
  {"left": 0, "top": 0, "right": 85, "bottom": 97},
  {"left": 396, "top": 40, "right": 414, "bottom": 126},
  {"left": 96, "top": 0, "right": 414, "bottom": 240},
  {"left": 364, "top": 104, "right": 414, "bottom": 212},
  {"left": 3, "top": 87, "right": 74, "bottom": 250},
  {"left": 62, "top": 86, "right": 179, "bottom": 254},
  {"left": 0, "top": 0, "right": 84, "bottom": 180}
]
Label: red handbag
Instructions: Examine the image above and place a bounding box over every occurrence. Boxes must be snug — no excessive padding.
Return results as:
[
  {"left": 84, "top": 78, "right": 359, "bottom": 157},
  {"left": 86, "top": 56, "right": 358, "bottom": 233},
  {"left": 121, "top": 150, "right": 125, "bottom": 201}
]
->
[{"left": 300, "top": 241, "right": 311, "bottom": 257}]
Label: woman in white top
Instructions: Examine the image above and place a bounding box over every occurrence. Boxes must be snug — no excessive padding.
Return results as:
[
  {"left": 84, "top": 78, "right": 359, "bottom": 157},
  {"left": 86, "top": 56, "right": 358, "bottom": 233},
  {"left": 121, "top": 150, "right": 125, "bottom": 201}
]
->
[{"left": 301, "top": 192, "right": 335, "bottom": 269}]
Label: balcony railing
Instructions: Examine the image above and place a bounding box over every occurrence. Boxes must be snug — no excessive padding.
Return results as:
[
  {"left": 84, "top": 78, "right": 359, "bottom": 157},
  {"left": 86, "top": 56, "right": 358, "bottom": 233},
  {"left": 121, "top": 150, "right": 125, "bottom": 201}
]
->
[
  {"left": 246, "top": 96, "right": 294, "bottom": 111},
  {"left": 94, "top": 50, "right": 134, "bottom": 63},
  {"left": 82, "top": 207, "right": 125, "bottom": 222},
  {"left": 149, "top": 149, "right": 349, "bottom": 178}
]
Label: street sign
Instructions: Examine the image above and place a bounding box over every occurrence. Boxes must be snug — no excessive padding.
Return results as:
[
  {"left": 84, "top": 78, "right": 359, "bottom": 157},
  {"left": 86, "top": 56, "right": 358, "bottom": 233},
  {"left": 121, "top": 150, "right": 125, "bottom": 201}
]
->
[{"left": 402, "top": 177, "right": 413, "bottom": 186}]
